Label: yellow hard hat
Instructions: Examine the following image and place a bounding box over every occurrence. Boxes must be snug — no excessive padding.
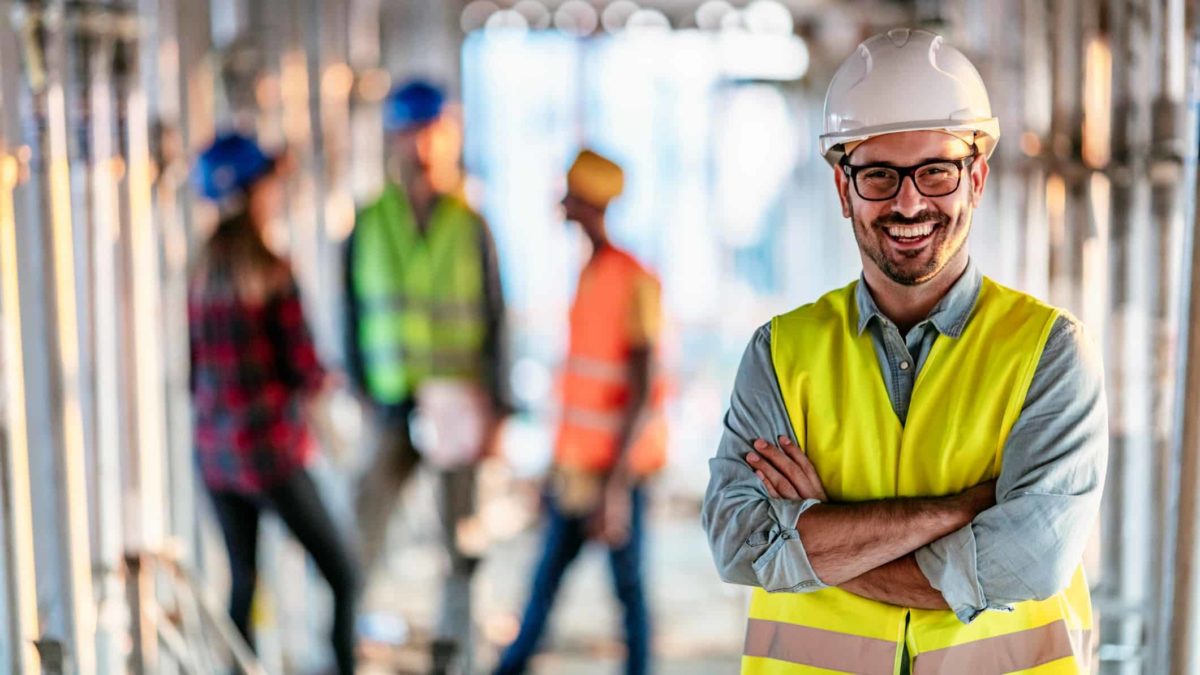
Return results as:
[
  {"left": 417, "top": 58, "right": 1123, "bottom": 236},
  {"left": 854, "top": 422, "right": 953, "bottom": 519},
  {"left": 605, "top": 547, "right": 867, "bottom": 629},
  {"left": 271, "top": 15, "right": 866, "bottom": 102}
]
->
[{"left": 567, "top": 149, "right": 624, "bottom": 207}]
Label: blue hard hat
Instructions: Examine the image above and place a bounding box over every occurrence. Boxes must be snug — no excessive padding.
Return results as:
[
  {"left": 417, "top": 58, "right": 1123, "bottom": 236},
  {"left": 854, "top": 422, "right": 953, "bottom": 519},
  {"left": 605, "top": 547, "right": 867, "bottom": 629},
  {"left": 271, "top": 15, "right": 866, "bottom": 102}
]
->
[
  {"left": 192, "top": 132, "right": 275, "bottom": 202},
  {"left": 383, "top": 79, "right": 445, "bottom": 133}
]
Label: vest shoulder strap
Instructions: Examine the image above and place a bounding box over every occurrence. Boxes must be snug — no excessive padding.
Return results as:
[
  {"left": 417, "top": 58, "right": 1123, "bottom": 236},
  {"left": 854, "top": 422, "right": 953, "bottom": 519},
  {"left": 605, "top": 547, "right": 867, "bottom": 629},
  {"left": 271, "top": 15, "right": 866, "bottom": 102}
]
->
[{"left": 771, "top": 279, "right": 858, "bottom": 353}]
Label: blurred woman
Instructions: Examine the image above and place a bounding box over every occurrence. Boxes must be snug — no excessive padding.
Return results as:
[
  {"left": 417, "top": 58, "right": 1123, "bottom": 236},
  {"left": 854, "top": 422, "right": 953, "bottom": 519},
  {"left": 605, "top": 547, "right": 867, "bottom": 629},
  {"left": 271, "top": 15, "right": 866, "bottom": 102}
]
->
[{"left": 188, "top": 133, "right": 358, "bottom": 675}]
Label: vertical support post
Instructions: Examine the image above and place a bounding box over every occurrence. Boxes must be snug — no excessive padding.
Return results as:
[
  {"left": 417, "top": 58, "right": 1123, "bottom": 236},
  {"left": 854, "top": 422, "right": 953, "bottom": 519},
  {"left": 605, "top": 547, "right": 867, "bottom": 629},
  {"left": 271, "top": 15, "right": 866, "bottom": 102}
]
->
[
  {"left": 1169, "top": 5, "right": 1200, "bottom": 671},
  {"left": 1105, "top": 0, "right": 1155, "bottom": 669},
  {"left": 82, "top": 6, "right": 131, "bottom": 673},
  {"left": 0, "top": 3, "right": 43, "bottom": 669},
  {"left": 6, "top": 2, "right": 97, "bottom": 672},
  {"left": 1147, "top": 0, "right": 1189, "bottom": 671}
]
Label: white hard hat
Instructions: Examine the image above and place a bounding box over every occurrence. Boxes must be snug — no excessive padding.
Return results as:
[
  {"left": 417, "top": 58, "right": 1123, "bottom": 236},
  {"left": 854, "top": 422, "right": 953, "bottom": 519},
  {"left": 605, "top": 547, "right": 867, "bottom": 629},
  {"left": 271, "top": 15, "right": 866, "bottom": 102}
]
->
[{"left": 819, "top": 28, "right": 999, "bottom": 166}]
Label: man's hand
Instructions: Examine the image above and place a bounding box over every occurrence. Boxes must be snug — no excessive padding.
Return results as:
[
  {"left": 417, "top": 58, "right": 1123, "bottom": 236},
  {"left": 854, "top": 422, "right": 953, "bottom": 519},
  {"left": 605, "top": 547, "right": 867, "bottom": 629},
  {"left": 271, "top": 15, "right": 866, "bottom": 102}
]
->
[
  {"left": 589, "top": 478, "right": 632, "bottom": 547},
  {"left": 481, "top": 408, "right": 506, "bottom": 458},
  {"left": 746, "top": 436, "right": 827, "bottom": 502},
  {"left": 745, "top": 437, "right": 997, "bottom": 586},
  {"left": 841, "top": 554, "right": 950, "bottom": 609}
]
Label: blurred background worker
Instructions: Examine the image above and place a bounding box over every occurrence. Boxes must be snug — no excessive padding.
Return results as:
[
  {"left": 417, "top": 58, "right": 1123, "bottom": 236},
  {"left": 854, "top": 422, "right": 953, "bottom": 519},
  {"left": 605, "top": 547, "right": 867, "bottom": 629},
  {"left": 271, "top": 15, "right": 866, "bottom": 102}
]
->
[
  {"left": 494, "top": 150, "right": 667, "bottom": 675},
  {"left": 344, "top": 78, "right": 511, "bottom": 673},
  {"left": 188, "top": 133, "right": 359, "bottom": 675}
]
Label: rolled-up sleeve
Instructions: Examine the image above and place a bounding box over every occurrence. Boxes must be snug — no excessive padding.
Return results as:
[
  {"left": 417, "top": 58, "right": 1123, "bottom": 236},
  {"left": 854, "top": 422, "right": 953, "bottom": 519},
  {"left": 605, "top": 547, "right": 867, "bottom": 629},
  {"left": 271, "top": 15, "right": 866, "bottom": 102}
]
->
[
  {"left": 915, "top": 315, "right": 1108, "bottom": 623},
  {"left": 702, "top": 324, "right": 827, "bottom": 593}
]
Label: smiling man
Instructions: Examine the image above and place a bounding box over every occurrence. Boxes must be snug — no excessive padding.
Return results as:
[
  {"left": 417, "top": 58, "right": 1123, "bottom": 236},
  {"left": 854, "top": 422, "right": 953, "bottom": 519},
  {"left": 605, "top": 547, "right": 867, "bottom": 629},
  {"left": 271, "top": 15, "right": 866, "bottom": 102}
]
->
[{"left": 702, "top": 29, "right": 1107, "bottom": 674}]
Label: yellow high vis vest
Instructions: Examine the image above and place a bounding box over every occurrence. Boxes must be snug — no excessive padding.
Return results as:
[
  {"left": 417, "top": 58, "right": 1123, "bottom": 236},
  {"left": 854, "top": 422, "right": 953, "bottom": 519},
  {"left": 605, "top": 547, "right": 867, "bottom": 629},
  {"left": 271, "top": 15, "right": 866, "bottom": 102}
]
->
[
  {"left": 744, "top": 277, "right": 1094, "bottom": 675},
  {"left": 352, "top": 183, "right": 487, "bottom": 405}
]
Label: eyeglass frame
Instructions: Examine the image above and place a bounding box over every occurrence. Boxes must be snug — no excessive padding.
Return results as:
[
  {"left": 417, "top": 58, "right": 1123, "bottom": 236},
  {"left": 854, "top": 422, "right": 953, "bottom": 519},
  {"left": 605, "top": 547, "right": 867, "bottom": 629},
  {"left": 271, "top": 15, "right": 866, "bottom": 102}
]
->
[{"left": 839, "top": 150, "right": 979, "bottom": 202}]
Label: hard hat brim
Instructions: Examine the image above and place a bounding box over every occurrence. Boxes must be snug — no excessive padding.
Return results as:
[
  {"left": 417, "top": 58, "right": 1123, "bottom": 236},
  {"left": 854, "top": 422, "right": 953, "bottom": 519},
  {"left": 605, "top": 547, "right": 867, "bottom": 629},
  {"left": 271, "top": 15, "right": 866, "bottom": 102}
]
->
[{"left": 820, "top": 117, "right": 1000, "bottom": 166}]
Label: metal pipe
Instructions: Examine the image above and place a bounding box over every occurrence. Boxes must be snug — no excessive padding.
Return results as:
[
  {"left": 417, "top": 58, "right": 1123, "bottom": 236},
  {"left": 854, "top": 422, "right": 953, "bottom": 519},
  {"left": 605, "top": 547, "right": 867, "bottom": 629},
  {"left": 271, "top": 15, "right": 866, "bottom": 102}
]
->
[
  {"left": 0, "top": 13, "right": 42, "bottom": 668},
  {"left": 139, "top": 0, "right": 201, "bottom": 572},
  {"left": 120, "top": 6, "right": 170, "bottom": 556},
  {"left": 1020, "top": 0, "right": 1053, "bottom": 299},
  {"left": 1048, "top": 0, "right": 1087, "bottom": 316},
  {"left": 6, "top": 2, "right": 98, "bottom": 672},
  {"left": 1146, "top": 0, "right": 1190, "bottom": 671},
  {"left": 1169, "top": 8, "right": 1200, "bottom": 673},
  {"left": 168, "top": 0, "right": 215, "bottom": 574},
  {"left": 67, "top": 6, "right": 133, "bottom": 674},
  {"left": 102, "top": 6, "right": 170, "bottom": 670},
  {"left": 1103, "top": 0, "right": 1156, "bottom": 671}
]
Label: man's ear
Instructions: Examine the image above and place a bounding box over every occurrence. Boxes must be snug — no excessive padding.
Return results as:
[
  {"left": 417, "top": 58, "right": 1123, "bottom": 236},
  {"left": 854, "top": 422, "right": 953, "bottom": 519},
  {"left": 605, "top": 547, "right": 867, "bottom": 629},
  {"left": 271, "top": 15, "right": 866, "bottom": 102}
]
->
[
  {"left": 969, "top": 155, "right": 990, "bottom": 208},
  {"left": 834, "top": 166, "right": 852, "bottom": 218}
]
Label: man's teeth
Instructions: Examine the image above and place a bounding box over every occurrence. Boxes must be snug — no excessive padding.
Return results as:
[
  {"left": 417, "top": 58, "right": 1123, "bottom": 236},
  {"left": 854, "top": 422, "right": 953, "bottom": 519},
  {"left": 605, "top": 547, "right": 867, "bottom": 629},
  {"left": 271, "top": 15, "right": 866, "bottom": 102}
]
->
[{"left": 886, "top": 223, "right": 935, "bottom": 239}]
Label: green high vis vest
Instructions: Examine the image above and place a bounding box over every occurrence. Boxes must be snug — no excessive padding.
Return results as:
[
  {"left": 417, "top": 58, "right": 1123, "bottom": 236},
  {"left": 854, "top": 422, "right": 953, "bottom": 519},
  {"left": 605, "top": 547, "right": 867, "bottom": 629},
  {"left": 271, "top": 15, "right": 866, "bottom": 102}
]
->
[
  {"left": 352, "top": 183, "right": 487, "bottom": 404},
  {"left": 743, "top": 277, "right": 1094, "bottom": 674}
]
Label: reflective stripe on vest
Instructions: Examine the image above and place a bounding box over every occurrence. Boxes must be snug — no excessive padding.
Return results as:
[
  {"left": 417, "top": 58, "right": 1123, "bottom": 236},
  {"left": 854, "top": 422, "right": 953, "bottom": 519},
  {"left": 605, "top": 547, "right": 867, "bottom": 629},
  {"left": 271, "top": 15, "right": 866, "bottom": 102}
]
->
[
  {"left": 742, "top": 277, "right": 1094, "bottom": 675},
  {"left": 556, "top": 247, "right": 666, "bottom": 476},
  {"left": 744, "top": 619, "right": 898, "bottom": 674},
  {"left": 359, "top": 295, "right": 483, "bottom": 321},
  {"left": 911, "top": 620, "right": 1094, "bottom": 674},
  {"left": 352, "top": 184, "right": 486, "bottom": 404},
  {"left": 564, "top": 355, "right": 632, "bottom": 383}
]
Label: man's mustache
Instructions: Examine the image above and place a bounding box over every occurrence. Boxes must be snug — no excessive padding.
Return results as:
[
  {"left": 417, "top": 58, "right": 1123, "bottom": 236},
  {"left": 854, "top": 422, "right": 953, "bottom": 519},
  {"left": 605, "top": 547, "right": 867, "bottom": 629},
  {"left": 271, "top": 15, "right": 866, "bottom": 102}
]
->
[{"left": 872, "top": 210, "right": 951, "bottom": 229}]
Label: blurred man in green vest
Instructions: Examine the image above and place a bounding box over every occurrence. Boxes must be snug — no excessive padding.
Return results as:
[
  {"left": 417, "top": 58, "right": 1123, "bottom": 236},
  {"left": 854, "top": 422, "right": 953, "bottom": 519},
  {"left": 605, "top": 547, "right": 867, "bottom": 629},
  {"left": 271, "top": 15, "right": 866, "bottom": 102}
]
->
[{"left": 344, "top": 78, "right": 510, "bottom": 675}]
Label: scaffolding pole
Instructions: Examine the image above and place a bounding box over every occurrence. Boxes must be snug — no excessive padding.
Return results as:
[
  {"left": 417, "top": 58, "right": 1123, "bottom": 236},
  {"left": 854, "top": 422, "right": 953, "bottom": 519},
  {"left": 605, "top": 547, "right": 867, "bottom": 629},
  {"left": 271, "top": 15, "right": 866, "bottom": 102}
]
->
[
  {"left": 1146, "top": 0, "right": 1189, "bottom": 672},
  {"left": 1104, "top": 0, "right": 1156, "bottom": 671},
  {"left": 0, "top": 6, "right": 42, "bottom": 669},
  {"left": 6, "top": 1, "right": 98, "bottom": 672}
]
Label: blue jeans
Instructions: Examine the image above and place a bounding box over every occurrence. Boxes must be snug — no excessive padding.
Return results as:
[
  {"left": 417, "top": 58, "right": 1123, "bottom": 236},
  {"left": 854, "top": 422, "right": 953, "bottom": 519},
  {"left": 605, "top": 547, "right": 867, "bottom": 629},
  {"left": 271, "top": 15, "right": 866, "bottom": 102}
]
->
[{"left": 494, "top": 486, "right": 650, "bottom": 675}]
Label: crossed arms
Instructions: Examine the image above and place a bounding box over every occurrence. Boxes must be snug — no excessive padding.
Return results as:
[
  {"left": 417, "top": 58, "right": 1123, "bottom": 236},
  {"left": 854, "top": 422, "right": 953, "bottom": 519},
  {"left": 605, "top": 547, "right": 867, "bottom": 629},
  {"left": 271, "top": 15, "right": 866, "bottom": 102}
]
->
[
  {"left": 747, "top": 434, "right": 993, "bottom": 609},
  {"left": 701, "top": 320, "right": 1107, "bottom": 621}
]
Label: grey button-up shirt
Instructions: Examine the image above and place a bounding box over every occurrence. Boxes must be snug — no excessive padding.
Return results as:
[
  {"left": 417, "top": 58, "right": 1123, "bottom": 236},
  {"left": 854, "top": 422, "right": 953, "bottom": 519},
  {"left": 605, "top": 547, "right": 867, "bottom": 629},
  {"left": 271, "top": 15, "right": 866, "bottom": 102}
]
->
[{"left": 702, "top": 259, "right": 1108, "bottom": 623}]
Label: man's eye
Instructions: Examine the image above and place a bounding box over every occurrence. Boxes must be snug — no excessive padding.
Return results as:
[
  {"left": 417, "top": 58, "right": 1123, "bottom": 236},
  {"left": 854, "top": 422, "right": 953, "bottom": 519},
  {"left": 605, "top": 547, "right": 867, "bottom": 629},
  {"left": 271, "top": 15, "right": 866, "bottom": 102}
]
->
[{"left": 863, "top": 169, "right": 893, "bottom": 180}]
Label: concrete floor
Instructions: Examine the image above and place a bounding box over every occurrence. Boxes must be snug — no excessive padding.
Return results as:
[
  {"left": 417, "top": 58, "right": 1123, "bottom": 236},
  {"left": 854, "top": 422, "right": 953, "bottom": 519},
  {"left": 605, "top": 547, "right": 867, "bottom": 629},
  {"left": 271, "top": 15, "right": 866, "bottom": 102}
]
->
[{"left": 355, "top": 466, "right": 747, "bottom": 674}]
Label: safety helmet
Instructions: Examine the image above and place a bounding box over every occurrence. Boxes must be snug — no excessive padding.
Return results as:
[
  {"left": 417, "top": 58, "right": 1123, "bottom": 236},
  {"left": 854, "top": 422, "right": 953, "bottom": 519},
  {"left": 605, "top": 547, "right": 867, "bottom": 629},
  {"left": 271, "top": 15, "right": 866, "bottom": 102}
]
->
[
  {"left": 819, "top": 28, "right": 999, "bottom": 166},
  {"left": 567, "top": 149, "right": 624, "bottom": 208},
  {"left": 384, "top": 79, "right": 445, "bottom": 133},
  {"left": 192, "top": 133, "right": 275, "bottom": 202}
]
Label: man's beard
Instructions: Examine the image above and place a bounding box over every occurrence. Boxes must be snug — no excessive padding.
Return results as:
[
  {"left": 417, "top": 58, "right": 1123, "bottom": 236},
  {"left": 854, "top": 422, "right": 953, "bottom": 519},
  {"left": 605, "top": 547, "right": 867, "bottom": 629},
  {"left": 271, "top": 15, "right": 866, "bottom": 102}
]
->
[{"left": 853, "top": 207, "right": 966, "bottom": 286}]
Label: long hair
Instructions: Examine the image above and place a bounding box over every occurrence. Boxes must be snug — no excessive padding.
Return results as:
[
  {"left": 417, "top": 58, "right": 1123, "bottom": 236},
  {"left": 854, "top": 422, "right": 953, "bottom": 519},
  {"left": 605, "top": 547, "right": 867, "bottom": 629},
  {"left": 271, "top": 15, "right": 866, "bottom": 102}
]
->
[{"left": 189, "top": 208, "right": 288, "bottom": 307}]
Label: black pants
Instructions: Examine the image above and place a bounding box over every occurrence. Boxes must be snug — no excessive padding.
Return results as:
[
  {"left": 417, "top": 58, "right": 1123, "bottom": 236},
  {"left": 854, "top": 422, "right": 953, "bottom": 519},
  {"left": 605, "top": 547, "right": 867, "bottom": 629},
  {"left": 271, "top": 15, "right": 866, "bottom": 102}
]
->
[{"left": 210, "top": 470, "right": 359, "bottom": 675}]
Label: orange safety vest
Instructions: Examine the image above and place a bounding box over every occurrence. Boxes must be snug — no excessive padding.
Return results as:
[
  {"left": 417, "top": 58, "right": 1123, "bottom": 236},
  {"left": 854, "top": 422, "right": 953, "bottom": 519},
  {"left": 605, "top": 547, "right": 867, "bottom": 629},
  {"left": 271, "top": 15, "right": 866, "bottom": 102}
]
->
[{"left": 555, "top": 246, "right": 667, "bottom": 476}]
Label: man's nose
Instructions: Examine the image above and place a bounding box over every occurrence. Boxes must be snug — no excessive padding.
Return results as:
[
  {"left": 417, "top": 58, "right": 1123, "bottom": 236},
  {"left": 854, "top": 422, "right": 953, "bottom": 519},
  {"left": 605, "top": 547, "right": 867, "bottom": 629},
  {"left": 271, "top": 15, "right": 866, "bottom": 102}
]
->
[{"left": 890, "top": 175, "right": 929, "bottom": 218}]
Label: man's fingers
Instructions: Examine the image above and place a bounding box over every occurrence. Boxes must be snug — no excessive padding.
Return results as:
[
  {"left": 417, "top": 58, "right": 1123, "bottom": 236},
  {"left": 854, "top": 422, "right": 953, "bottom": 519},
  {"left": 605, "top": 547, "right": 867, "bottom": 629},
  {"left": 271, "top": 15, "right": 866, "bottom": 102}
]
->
[
  {"left": 781, "top": 436, "right": 828, "bottom": 501},
  {"left": 777, "top": 435, "right": 820, "bottom": 493},
  {"left": 758, "top": 437, "right": 822, "bottom": 500},
  {"left": 777, "top": 435, "right": 805, "bottom": 464},
  {"left": 747, "top": 448, "right": 800, "bottom": 500},
  {"left": 757, "top": 471, "right": 783, "bottom": 499}
]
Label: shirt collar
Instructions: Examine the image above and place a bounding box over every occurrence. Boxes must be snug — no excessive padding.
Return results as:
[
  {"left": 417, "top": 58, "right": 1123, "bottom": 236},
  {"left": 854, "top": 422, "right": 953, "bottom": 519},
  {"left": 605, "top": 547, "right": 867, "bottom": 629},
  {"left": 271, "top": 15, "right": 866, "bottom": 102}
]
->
[{"left": 855, "top": 258, "right": 982, "bottom": 338}]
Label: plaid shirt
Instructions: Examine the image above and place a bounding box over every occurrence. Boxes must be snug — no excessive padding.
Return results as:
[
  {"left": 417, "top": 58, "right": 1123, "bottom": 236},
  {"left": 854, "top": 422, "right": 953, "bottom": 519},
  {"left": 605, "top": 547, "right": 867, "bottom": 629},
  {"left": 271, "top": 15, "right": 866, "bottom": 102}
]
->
[{"left": 189, "top": 269, "right": 326, "bottom": 493}]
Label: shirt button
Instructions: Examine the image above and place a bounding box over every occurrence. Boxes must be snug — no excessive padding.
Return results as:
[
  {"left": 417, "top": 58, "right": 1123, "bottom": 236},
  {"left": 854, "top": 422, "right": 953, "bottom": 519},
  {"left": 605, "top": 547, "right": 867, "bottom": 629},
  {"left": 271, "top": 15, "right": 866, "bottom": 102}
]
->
[{"left": 899, "top": 361, "right": 910, "bottom": 371}]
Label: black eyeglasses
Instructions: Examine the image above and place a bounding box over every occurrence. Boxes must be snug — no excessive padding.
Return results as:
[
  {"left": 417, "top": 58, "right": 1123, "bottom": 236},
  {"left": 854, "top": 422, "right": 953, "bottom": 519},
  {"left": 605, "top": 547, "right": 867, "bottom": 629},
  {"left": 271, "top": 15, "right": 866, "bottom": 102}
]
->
[{"left": 841, "top": 151, "right": 978, "bottom": 201}]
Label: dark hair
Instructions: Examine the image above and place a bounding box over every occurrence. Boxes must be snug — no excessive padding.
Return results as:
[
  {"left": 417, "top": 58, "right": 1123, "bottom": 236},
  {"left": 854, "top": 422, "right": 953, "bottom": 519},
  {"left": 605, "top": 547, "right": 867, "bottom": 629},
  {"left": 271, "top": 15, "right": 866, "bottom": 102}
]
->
[{"left": 189, "top": 207, "right": 288, "bottom": 307}]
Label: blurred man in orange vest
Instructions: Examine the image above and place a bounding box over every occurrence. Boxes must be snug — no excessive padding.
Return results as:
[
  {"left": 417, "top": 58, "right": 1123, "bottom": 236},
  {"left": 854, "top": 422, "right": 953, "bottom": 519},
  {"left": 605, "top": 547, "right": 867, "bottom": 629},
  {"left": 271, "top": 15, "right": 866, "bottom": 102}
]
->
[{"left": 494, "top": 150, "right": 666, "bottom": 675}]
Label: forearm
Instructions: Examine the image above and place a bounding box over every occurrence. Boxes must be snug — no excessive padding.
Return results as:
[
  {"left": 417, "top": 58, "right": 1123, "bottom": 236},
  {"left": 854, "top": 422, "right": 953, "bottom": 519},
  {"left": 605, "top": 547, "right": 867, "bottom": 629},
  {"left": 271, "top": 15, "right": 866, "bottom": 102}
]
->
[
  {"left": 841, "top": 553, "right": 948, "bottom": 609},
  {"left": 797, "top": 493, "right": 982, "bottom": 586},
  {"left": 481, "top": 309, "right": 513, "bottom": 414},
  {"left": 611, "top": 349, "right": 652, "bottom": 475},
  {"left": 342, "top": 237, "right": 368, "bottom": 394},
  {"left": 704, "top": 456, "right": 824, "bottom": 590},
  {"left": 612, "top": 395, "right": 649, "bottom": 471},
  {"left": 914, "top": 317, "right": 1108, "bottom": 622},
  {"left": 479, "top": 223, "right": 512, "bottom": 414}
]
